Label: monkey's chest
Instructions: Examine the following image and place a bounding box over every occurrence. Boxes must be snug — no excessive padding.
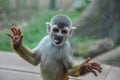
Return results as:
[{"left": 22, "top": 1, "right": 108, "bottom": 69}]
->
[
  {"left": 40, "top": 48, "right": 66, "bottom": 79},
  {"left": 40, "top": 45, "right": 63, "bottom": 67},
  {"left": 40, "top": 50, "right": 64, "bottom": 71}
]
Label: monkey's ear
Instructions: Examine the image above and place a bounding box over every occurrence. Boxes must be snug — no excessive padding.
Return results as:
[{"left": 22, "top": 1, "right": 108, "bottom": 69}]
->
[
  {"left": 46, "top": 22, "right": 51, "bottom": 33},
  {"left": 69, "top": 26, "right": 76, "bottom": 37}
]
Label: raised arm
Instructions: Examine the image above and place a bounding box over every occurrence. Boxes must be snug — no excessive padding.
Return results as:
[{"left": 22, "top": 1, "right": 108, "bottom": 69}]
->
[{"left": 7, "top": 27, "right": 40, "bottom": 66}]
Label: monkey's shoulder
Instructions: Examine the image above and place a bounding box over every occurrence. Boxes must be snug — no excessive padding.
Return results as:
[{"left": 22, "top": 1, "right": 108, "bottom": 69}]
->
[
  {"left": 38, "top": 35, "right": 51, "bottom": 46},
  {"left": 37, "top": 35, "right": 57, "bottom": 52}
]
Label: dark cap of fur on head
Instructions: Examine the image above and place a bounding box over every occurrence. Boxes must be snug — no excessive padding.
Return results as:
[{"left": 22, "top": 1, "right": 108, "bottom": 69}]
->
[{"left": 50, "top": 14, "right": 72, "bottom": 29}]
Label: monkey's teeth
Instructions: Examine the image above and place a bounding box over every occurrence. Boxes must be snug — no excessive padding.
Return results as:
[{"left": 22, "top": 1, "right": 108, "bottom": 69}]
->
[{"left": 55, "top": 40, "right": 59, "bottom": 42}]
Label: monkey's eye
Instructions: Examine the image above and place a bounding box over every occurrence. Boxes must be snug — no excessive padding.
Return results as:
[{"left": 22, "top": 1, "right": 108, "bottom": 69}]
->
[
  {"left": 61, "top": 30, "right": 68, "bottom": 34},
  {"left": 53, "top": 28, "right": 59, "bottom": 33}
]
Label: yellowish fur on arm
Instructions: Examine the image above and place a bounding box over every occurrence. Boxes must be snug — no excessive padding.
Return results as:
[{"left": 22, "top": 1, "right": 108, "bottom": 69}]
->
[{"left": 13, "top": 44, "right": 40, "bottom": 66}]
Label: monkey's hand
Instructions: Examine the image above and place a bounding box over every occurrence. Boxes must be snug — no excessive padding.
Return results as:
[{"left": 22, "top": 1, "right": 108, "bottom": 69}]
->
[
  {"left": 80, "top": 58, "right": 102, "bottom": 77},
  {"left": 7, "top": 27, "right": 23, "bottom": 50}
]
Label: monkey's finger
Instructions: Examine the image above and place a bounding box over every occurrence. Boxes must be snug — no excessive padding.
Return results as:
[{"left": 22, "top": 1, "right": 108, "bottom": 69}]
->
[
  {"left": 11, "top": 28, "right": 16, "bottom": 35},
  {"left": 13, "top": 27, "right": 19, "bottom": 35},
  {"left": 85, "top": 58, "right": 91, "bottom": 63},
  {"left": 18, "top": 29, "right": 22, "bottom": 35},
  {"left": 91, "top": 62, "right": 100, "bottom": 67},
  {"left": 92, "top": 66, "right": 102, "bottom": 73},
  {"left": 96, "top": 64, "right": 103, "bottom": 70},
  {"left": 87, "top": 67, "right": 97, "bottom": 76},
  {"left": 14, "top": 27, "right": 20, "bottom": 35},
  {"left": 90, "top": 69, "right": 97, "bottom": 77},
  {"left": 16, "top": 28, "right": 20, "bottom": 35},
  {"left": 92, "top": 62, "right": 103, "bottom": 70},
  {"left": 7, "top": 34, "right": 13, "bottom": 39},
  {"left": 11, "top": 27, "right": 17, "bottom": 35},
  {"left": 81, "top": 58, "right": 91, "bottom": 66}
]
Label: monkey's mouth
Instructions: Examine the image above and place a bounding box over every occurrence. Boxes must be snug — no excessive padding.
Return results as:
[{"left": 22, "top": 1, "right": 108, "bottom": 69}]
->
[{"left": 54, "top": 36, "right": 64, "bottom": 45}]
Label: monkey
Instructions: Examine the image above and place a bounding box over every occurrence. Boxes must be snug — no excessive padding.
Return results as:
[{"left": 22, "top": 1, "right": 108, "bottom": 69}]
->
[{"left": 7, "top": 14, "right": 102, "bottom": 80}]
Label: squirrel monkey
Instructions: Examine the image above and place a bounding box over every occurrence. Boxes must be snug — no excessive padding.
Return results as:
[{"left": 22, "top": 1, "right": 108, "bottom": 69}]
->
[{"left": 7, "top": 14, "right": 102, "bottom": 80}]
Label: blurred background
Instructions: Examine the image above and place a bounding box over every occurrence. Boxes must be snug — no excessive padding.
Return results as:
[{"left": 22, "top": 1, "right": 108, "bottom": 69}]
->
[{"left": 0, "top": 0, "right": 120, "bottom": 67}]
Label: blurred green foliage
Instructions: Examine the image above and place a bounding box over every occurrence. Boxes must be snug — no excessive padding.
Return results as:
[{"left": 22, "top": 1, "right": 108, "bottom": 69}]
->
[{"left": 0, "top": 10, "right": 80, "bottom": 51}]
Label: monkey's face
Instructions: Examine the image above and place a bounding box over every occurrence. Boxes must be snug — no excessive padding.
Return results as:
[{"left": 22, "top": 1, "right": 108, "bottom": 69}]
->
[
  {"left": 46, "top": 14, "right": 76, "bottom": 46},
  {"left": 51, "top": 26, "right": 69, "bottom": 46}
]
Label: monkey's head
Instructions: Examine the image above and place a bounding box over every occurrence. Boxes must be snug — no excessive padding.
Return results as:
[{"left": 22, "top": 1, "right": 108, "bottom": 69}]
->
[{"left": 46, "top": 14, "right": 76, "bottom": 46}]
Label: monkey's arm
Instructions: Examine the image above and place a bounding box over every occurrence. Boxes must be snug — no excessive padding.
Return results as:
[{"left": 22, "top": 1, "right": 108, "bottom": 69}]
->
[
  {"left": 68, "top": 63, "right": 82, "bottom": 77},
  {"left": 14, "top": 45, "right": 40, "bottom": 66},
  {"left": 64, "top": 56, "right": 102, "bottom": 77},
  {"left": 63, "top": 56, "right": 82, "bottom": 77},
  {"left": 67, "top": 59, "right": 89, "bottom": 77},
  {"left": 7, "top": 27, "right": 40, "bottom": 66}
]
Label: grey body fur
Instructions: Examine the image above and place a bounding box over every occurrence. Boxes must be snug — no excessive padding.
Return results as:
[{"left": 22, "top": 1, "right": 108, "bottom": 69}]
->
[{"left": 34, "top": 35, "right": 73, "bottom": 80}]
